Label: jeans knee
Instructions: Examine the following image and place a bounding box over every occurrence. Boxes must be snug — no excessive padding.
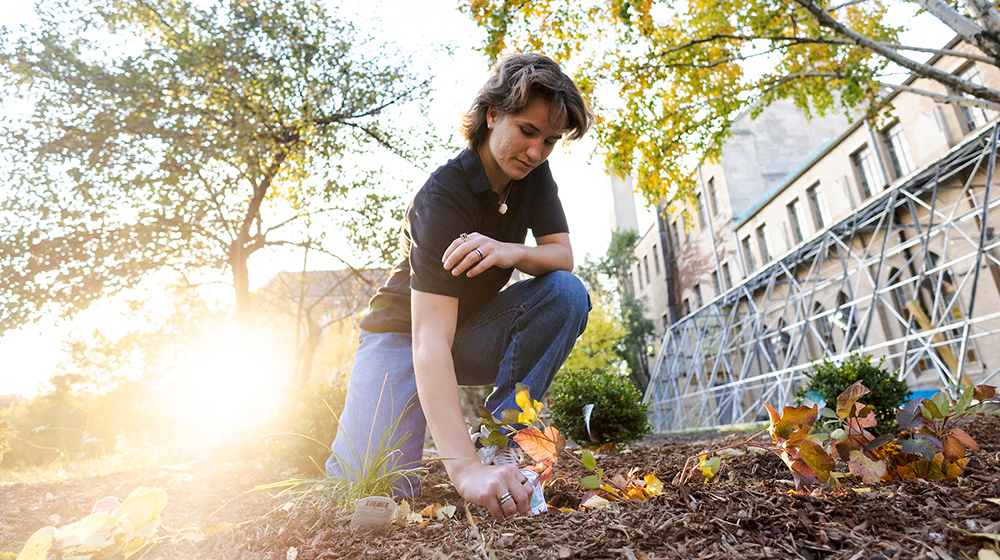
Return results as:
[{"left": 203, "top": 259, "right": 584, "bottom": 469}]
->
[{"left": 541, "top": 270, "right": 590, "bottom": 320}]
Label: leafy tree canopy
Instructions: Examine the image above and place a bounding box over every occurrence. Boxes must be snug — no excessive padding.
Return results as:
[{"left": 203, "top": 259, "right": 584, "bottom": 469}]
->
[
  {"left": 0, "top": 0, "right": 435, "bottom": 334},
  {"left": 466, "top": 0, "right": 1000, "bottom": 205}
]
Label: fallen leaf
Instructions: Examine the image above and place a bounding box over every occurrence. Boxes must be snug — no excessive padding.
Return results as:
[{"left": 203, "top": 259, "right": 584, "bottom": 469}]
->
[
  {"left": 558, "top": 545, "right": 573, "bottom": 558},
  {"left": 581, "top": 495, "right": 611, "bottom": 509},
  {"left": 644, "top": 475, "right": 664, "bottom": 496},
  {"left": 286, "top": 547, "right": 298, "bottom": 560},
  {"left": 980, "top": 550, "right": 1000, "bottom": 560},
  {"left": 418, "top": 503, "right": 442, "bottom": 518},
  {"left": 13, "top": 526, "right": 57, "bottom": 560},
  {"left": 436, "top": 505, "right": 457, "bottom": 520}
]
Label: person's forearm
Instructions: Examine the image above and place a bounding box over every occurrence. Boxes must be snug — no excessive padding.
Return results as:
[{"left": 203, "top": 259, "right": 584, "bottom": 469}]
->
[
  {"left": 412, "top": 339, "right": 479, "bottom": 479},
  {"left": 507, "top": 241, "right": 573, "bottom": 276}
]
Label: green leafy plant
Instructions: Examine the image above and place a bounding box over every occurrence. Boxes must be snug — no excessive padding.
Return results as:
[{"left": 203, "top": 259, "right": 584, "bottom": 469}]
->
[
  {"left": 474, "top": 383, "right": 663, "bottom": 510},
  {"left": 795, "top": 354, "right": 911, "bottom": 434},
  {"left": 894, "top": 385, "right": 1000, "bottom": 480},
  {"left": 682, "top": 381, "right": 1000, "bottom": 491},
  {"left": 549, "top": 368, "right": 651, "bottom": 450}
]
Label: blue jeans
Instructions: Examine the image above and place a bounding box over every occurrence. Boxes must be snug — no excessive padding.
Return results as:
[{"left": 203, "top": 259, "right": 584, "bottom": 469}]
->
[{"left": 325, "top": 270, "right": 590, "bottom": 497}]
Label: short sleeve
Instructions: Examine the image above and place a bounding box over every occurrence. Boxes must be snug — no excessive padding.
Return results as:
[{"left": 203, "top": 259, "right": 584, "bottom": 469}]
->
[
  {"left": 406, "top": 184, "right": 474, "bottom": 298},
  {"left": 526, "top": 162, "right": 569, "bottom": 238}
]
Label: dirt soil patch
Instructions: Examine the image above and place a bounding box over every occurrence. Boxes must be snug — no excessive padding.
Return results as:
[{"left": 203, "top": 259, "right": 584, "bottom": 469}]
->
[{"left": 3, "top": 417, "right": 1000, "bottom": 559}]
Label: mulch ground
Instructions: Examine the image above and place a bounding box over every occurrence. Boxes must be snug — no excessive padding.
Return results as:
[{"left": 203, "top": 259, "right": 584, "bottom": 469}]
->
[{"left": 3, "top": 417, "right": 1000, "bottom": 559}]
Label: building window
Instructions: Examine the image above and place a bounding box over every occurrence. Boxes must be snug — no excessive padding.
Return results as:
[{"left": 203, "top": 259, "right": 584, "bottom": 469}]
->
[
  {"left": 960, "top": 65, "right": 997, "bottom": 131},
  {"left": 643, "top": 255, "right": 651, "bottom": 284},
  {"left": 671, "top": 220, "right": 682, "bottom": 248},
  {"left": 851, "top": 145, "right": 880, "bottom": 199},
  {"left": 741, "top": 235, "right": 756, "bottom": 272},
  {"left": 711, "top": 271, "right": 720, "bottom": 294},
  {"left": 721, "top": 262, "right": 732, "bottom": 290},
  {"left": 652, "top": 243, "right": 660, "bottom": 275},
  {"left": 756, "top": 224, "right": 771, "bottom": 263},
  {"left": 694, "top": 284, "right": 703, "bottom": 308},
  {"left": 636, "top": 264, "right": 643, "bottom": 289},
  {"left": 682, "top": 298, "right": 690, "bottom": 317},
  {"left": 806, "top": 183, "right": 827, "bottom": 229},
  {"left": 884, "top": 123, "right": 915, "bottom": 178},
  {"left": 696, "top": 193, "right": 707, "bottom": 228},
  {"left": 707, "top": 177, "right": 718, "bottom": 216},
  {"left": 787, "top": 198, "right": 805, "bottom": 244}
]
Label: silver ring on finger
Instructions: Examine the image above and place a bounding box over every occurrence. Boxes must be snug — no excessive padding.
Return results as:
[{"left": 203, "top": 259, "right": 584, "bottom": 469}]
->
[
  {"left": 498, "top": 492, "right": 513, "bottom": 505},
  {"left": 474, "top": 248, "right": 484, "bottom": 262}
]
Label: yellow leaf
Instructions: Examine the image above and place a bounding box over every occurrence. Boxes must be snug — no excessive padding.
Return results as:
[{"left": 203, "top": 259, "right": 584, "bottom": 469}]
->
[
  {"left": 643, "top": 474, "right": 664, "bottom": 496},
  {"left": 852, "top": 487, "right": 872, "bottom": 493},
  {"left": 418, "top": 503, "right": 442, "bottom": 518},
  {"left": 57, "top": 512, "right": 117, "bottom": 552},
  {"left": 392, "top": 501, "right": 410, "bottom": 523},
  {"left": 15, "top": 526, "right": 56, "bottom": 560},
  {"left": 979, "top": 550, "right": 1000, "bottom": 560},
  {"left": 115, "top": 488, "right": 167, "bottom": 538}
]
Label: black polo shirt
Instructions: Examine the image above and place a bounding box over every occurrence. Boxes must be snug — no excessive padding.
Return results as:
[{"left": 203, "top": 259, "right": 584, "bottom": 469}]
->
[{"left": 360, "top": 149, "right": 569, "bottom": 334}]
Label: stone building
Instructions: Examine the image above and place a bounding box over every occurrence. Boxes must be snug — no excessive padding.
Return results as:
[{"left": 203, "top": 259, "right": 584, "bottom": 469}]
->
[{"left": 622, "top": 38, "right": 1000, "bottom": 431}]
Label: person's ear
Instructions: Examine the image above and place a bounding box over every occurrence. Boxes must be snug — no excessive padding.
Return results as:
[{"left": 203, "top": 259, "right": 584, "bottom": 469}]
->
[{"left": 487, "top": 107, "right": 497, "bottom": 129}]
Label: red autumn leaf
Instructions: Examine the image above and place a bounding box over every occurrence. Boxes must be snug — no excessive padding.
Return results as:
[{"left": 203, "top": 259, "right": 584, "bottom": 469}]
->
[
  {"left": 514, "top": 427, "right": 565, "bottom": 464},
  {"left": 834, "top": 437, "right": 863, "bottom": 462},
  {"left": 788, "top": 459, "right": 817, "bottom": 492}
]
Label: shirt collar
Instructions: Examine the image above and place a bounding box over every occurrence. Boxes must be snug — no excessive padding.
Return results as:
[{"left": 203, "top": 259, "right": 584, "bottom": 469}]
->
[{"left": 459, "top": 149, "right": 494, "bottom": 195}]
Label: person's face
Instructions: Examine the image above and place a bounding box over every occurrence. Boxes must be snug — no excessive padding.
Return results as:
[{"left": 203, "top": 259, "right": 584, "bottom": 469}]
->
[{"left": 481, "top": 97, "right": 563, "bottom": 189}]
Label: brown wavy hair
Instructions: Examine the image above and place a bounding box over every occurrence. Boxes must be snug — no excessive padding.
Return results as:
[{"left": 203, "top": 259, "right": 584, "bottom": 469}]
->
[{"left": 462, "top": 53, "right": 594, "bottom": 150}]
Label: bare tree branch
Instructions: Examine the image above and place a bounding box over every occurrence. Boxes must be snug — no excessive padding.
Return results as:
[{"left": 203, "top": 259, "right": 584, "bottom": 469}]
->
[
  {"left": 793, "top": 0, "right": 1000, "bottom": 104},
  {"left": 878, "top": 81, "right": 1000, "bottom": 110}
]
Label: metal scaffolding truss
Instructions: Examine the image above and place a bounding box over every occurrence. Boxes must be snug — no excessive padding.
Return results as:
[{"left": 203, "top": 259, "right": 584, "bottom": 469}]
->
[{"left": 645, "top": 124, "right": 1000, "bottom": 432}]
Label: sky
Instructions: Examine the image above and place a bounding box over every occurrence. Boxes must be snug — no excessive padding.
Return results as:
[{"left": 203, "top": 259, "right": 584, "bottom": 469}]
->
[{"left": 0, "top": 0, "right": 654, "bottom": 397}]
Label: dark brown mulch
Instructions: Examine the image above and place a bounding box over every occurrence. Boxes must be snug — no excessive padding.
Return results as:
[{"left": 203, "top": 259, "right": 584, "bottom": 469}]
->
[{"left": 3, "top": 417, "right": 1000, "bottom": 559}]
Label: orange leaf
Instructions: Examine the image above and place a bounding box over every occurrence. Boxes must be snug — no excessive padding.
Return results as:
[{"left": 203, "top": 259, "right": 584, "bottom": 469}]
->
[
  {"left": 941, "top": 434, "right": 966, "bottom": 462},
  {"left": 949, "top": 427, "right": 979, "bottom": 452},
  {"left": 513, "top": 427, "right": 565, "bottom": 464}
]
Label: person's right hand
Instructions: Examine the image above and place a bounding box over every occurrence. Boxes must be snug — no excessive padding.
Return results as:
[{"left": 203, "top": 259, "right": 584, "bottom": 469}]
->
[{"left": 449, "top": 459, "right": 534, "bottom": 518}]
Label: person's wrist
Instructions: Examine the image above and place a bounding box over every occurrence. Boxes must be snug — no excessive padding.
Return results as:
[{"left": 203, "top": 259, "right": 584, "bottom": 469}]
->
[{"left": 444, "top": 456, "right": 478, "bottom": 481}]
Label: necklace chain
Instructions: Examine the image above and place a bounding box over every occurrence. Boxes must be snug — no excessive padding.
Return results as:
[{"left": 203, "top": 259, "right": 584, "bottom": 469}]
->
[{"left": 498, "top": 181, "right": 512, "bottom": 215}]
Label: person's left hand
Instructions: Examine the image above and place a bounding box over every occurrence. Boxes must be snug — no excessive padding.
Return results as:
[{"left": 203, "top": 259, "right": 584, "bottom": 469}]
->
[{"left": 443, "top": 232, "right": 518, "bottom": 277}]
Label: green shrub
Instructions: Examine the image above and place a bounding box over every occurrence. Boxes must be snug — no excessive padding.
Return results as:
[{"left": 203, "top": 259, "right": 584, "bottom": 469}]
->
[
  {"left": 550, "top": 369, "right": 651, "bottom": 449},
  {"left": 795, "top": 354, "right": 911, "bottom": 434}
]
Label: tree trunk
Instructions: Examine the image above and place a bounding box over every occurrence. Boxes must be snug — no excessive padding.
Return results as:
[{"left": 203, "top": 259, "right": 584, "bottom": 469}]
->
[{"left": 230, "top": 247, "right": 253, "bottom": 333}]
